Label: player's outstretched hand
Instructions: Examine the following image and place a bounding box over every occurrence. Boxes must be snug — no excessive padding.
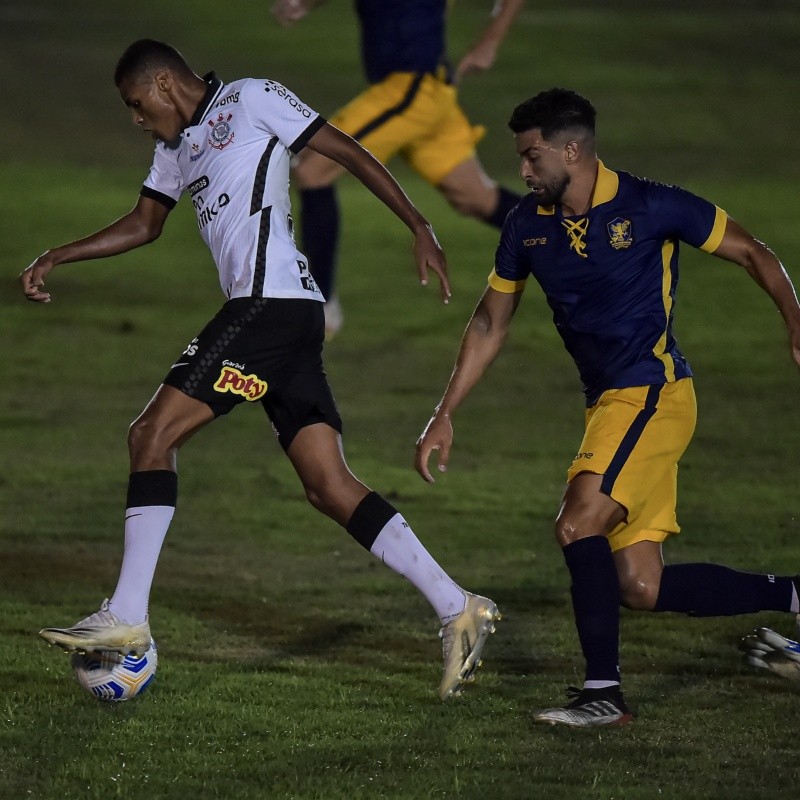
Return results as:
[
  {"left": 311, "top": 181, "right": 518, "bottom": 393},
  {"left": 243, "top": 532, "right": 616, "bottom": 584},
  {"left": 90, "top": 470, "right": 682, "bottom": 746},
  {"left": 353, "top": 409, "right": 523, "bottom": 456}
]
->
[
  {"left": 19, "top": 254, "right": 55, "bottom": 303},
  {"left": 414, "top": 224, "right": 451, "bottom": 304},
  {"left": 454, "top": 41, "right": 499, "bottom": 84},
  {"left": 415, "top": 412, "right": 453, "bottom": 484}
]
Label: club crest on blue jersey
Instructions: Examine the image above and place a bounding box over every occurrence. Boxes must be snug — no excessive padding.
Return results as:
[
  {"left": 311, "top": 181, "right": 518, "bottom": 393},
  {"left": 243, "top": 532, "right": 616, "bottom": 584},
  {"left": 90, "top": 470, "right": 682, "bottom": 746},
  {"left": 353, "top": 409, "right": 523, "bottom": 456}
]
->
[
  {"left": 607, "top": 217, "right": 633, "bottom": 250},
  {"left": 208, "top": 112, "right": 235, "bottom": 150}
]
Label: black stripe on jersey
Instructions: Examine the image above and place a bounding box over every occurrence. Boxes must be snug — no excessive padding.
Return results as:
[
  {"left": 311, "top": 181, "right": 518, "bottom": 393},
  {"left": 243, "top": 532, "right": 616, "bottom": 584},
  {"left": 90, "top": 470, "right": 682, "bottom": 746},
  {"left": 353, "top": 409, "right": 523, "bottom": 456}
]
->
[
  {"left": 352, "top": 73, "right": 424, "bottom": 141},
  {"left": 250, "top": 136, "right": 279, "bottom": 216},
  {"left": 600, "top": 384, "right": 662, "bottom": 496},
  {"left": 290, "top": 115, "right": 326, "bottom": 155},
  {"left": 140, "top": 185, "right": 177, "bottom": 210},
  {"left": 251, "top": 206, "right": 273, "bottom": 297}
]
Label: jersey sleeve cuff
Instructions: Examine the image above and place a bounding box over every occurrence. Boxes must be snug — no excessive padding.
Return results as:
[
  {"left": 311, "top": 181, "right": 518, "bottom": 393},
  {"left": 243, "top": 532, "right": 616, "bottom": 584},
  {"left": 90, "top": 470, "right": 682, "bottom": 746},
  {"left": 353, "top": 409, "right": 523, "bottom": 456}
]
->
[
  {"left": 698, "top": 206, "right": 727, "bottom": 253},
  {"left": 140, "top": 185, "right": 178, "bottom": 210},
  {"left": 290, "top": 115, "right": 327, "bottom": 154},
  {"left": 488, "top": 267, "right": 527, "bottom": 293}
]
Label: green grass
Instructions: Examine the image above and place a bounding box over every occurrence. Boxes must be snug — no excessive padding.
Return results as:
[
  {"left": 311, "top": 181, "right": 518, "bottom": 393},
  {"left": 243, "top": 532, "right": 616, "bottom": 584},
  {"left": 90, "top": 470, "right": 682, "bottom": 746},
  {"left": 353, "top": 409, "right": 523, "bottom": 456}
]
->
[{"left": 2, "top": 1, "right": 800, "bottom": 798}]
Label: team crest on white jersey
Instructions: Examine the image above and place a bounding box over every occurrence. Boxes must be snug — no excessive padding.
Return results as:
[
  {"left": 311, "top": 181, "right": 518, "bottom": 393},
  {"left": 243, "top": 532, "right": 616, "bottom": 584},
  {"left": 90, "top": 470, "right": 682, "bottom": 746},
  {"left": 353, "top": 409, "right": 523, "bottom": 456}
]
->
[
  {"left": 607, "top": 217, "right": 633, "bottom": 250},
  {"left": 208, "top": 112, "right": 235, "bottom": 150}
]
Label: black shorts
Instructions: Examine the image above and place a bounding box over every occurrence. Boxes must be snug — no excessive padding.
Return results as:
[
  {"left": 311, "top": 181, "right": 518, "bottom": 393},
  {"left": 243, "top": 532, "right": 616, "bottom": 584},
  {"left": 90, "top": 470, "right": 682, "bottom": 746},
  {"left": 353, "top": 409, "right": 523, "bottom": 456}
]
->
[{"left": 163, "top": 297, "right": 342, "bottom": 451}]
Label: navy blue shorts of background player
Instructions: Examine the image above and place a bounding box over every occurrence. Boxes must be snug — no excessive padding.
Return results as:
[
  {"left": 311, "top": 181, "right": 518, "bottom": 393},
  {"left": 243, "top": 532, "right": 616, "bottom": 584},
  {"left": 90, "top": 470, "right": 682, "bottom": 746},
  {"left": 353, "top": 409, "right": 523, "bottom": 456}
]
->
[{"left": 163, "top": 297, "right": 342, "bottom": 451}]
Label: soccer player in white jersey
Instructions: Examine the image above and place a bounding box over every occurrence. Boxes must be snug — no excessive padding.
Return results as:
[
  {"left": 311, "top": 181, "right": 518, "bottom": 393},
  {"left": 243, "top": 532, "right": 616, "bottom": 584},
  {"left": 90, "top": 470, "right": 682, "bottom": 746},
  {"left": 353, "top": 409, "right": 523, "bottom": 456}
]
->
[{"left": 19, "top": 39, "right": 500, "bottom": 701}]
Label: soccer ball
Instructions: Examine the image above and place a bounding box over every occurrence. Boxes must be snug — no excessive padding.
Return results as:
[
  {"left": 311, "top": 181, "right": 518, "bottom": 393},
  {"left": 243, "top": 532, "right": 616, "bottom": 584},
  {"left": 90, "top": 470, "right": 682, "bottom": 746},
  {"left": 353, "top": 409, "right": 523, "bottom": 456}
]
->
[{"left": 71, "top": 639, "right": 158, "bottom": 701}]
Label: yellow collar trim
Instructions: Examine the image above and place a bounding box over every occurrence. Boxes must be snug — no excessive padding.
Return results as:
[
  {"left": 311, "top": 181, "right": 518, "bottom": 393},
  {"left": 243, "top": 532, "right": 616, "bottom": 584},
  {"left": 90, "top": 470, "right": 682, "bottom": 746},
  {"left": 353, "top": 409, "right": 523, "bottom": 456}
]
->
[
  {"left": 536, "top": 161, "right": 618, "bottom": 216},
  {"left": 591, "top": 160, "right": 618, "bottom": 208}
]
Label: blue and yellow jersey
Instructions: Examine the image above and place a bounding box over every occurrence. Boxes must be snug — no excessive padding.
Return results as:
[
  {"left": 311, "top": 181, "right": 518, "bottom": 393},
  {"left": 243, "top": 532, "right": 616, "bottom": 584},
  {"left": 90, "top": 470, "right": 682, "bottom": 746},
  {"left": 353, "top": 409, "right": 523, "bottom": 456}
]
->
[
  {"left": 355, "top": 0, "right": 448, "bottom": 83},
  {"left": 490, "top": 162, "right": 727, "bottom": 405}
]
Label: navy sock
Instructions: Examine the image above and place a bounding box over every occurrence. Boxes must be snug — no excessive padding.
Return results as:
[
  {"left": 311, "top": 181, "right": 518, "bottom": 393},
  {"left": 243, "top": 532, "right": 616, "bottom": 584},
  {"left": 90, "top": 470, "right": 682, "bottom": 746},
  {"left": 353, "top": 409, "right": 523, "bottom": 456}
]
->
[
  {"left": 654, "top": 563, "right": 795, "bottom": 616},
  {"left": 484, "top": 186, "right": 523, "bottom": 229},
  {"left": 562, "top": 536, "right": 621, "bottom": 684},
  {"left": 299, "top": 186, "right": 340, "bottom": 300}
]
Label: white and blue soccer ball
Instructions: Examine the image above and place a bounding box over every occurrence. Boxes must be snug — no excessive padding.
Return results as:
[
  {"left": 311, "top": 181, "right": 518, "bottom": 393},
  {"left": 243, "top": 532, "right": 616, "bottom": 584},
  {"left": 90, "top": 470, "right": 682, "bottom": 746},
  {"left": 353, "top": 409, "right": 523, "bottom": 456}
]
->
[{"left": 71, "top": 639, "right": 157, "bottom": 701}]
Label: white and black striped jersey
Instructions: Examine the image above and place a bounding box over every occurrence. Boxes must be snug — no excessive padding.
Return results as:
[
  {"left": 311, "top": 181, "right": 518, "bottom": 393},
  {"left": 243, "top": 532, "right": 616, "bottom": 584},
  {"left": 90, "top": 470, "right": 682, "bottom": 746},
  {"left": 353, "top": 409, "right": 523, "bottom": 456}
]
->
[{"left": 142, "top": 73, "right": 325, "bottom": 301}]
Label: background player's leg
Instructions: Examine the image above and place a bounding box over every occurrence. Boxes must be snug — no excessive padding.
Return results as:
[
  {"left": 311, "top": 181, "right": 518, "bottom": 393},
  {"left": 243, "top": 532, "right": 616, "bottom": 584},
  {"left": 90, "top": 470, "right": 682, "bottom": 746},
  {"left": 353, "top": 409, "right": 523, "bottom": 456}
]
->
[
  {"left": 292, "top": 151, "right": 348, "bottom": 334},
  {"left": 436, "top": 158, "right": 522, "bottom": 229},
  {"left": 109, "top": 386, "right": 215, "bottom": 625}
]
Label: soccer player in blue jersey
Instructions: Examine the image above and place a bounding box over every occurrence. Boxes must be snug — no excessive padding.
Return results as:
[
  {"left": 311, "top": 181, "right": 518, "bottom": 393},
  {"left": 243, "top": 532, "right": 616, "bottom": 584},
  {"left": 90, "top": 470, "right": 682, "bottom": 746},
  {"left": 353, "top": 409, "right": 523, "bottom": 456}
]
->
[
  {"left": 415, "top": 88, "right": 800, "bottom": 726},
  {"left": 272, "top": 0, "right": 525, "bottom": 336}
]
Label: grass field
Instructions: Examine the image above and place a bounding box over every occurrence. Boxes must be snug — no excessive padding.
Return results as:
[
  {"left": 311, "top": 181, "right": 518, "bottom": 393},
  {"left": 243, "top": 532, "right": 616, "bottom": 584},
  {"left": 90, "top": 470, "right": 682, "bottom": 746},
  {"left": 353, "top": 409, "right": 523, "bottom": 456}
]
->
[{"left": 2, "top": 1, "right": 800, "bottom": 798}]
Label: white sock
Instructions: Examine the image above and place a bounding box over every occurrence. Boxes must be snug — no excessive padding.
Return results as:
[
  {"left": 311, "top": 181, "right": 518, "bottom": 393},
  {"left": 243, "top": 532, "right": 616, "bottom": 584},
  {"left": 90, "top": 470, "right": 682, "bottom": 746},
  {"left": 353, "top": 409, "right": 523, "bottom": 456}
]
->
[
  {"left": 108, "top": 505, "right": 174, "bottom": 624},
  {"left": 370, "top": 513, "right": 466, "bottom": 622}
]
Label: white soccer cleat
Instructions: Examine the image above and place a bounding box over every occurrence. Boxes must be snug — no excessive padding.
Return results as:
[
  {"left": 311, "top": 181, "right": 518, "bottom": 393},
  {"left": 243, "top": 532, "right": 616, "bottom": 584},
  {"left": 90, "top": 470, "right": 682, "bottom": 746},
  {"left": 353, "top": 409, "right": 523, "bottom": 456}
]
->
[
  {"left": 39, "top": 599, "right": 151, "bottom": 656},
  {"left": 438, "top": 592, "right": 501, "bottom": 701},
  {"left": 739, "top": 623, "right": 800, "bottom": 685}
]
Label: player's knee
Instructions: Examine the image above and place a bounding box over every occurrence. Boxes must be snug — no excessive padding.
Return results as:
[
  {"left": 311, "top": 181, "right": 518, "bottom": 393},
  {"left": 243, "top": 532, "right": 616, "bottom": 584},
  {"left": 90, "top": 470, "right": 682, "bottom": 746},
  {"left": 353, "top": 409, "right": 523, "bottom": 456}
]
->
[
  {"left": 619, "top": 576, "right": 660, "bottom": 611},
  {"left": 292, "top": 156, "right": 337, "bottom": 190},
  {"left": 442, "top": 189, "right": 494, "bottom": 219},
  {"left": 127, "top": 415, "right": 174, "bottom": 461},
  {"left": 438, "top": 181, "right": 496, "bottom": 220},
  {"left": 302, "top": 476, "right": 340, "bottom": 517},
  {"left": 554, "top": 515, "right": 596, "bottom": 547}
]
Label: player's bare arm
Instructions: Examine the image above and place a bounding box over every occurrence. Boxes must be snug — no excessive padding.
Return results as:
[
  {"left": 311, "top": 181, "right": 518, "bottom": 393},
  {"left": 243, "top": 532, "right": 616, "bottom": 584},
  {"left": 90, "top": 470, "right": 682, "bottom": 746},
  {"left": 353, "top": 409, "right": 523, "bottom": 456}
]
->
[
  {"left": 19, "top": 195, "right": 170, "bottom": 303},
  {"left": 415, "top": 286, "right": 522, "bottom": 483},
  {"left": 306, "top": 122, "right": 451, "bottom": 302},
  {"left": 455, "top": 0, "right": 526, "bottom": 83},
  {"left": 712, "top": 217, "right": 800, "bottom": 369}
]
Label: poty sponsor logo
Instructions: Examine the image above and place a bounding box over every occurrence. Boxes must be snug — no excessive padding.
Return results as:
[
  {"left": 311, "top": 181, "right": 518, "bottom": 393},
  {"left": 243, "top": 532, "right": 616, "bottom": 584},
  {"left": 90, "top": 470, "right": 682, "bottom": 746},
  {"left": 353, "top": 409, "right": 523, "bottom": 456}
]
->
[
  {"left": 188, "top": 176, "right": 210, "bottom": 197},
  {"left": 263, "top": 80, "right": 312, "bottom": 118},
  {"left": 213, "top": 367, "right": 267, "bottom": 401}
]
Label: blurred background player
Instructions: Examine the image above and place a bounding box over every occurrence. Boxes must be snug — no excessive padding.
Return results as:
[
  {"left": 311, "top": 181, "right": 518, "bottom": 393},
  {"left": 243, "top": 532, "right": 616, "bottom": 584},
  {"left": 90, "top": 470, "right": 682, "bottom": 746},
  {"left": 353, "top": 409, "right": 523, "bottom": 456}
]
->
[{"left": 272, "top": 0, "right": 526, "bottom": 336}]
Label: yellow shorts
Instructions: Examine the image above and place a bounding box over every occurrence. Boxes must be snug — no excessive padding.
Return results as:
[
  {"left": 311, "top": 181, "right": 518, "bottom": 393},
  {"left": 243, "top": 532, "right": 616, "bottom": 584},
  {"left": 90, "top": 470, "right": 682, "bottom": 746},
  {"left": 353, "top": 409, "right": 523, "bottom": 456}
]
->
[
  {"left": 566, "top": 379, "right": 697, "bottom": 552},
  {"left": 330, "top": 71, "right": 485, "bottom": 185}
]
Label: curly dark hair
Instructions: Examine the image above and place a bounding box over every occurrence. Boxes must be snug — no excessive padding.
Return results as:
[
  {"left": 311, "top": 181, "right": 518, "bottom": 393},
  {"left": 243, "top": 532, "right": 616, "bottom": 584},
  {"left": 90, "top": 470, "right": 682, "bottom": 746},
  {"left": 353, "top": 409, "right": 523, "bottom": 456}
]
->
[{"left": 508, "top": 88, "right": 596, "bottom": 140}]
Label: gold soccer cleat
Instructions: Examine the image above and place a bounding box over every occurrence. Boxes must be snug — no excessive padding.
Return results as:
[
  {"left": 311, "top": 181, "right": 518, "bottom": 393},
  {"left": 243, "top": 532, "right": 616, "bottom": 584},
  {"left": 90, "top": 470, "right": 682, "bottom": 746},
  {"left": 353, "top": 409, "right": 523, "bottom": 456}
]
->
[
  {"left": 39, "top": 599, "right": 151, "bottom": 656},
  {"left": 438, "top": 592, "right": 501, "bottom": 701}
]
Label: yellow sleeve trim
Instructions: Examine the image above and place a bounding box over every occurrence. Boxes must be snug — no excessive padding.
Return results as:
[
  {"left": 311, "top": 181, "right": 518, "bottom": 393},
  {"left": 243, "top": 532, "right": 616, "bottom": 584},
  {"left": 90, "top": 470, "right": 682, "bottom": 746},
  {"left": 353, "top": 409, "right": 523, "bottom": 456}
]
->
[
  {"left": 488, "top": 268, "right": 527, "bottom": 293},
  {"left": 699, "top": 206, "right": 727, "bottom": 253}
]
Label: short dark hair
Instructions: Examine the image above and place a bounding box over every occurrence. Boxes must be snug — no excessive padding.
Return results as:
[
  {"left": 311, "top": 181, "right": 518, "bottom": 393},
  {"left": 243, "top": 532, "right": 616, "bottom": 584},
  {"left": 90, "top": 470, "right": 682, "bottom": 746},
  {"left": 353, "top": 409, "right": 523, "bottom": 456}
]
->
[
  {"left": 508, "top": 88, "right": 596, "bottom": 140},
  {"left": 114, "top": 39, "right": 192, "bottom": 86}
]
